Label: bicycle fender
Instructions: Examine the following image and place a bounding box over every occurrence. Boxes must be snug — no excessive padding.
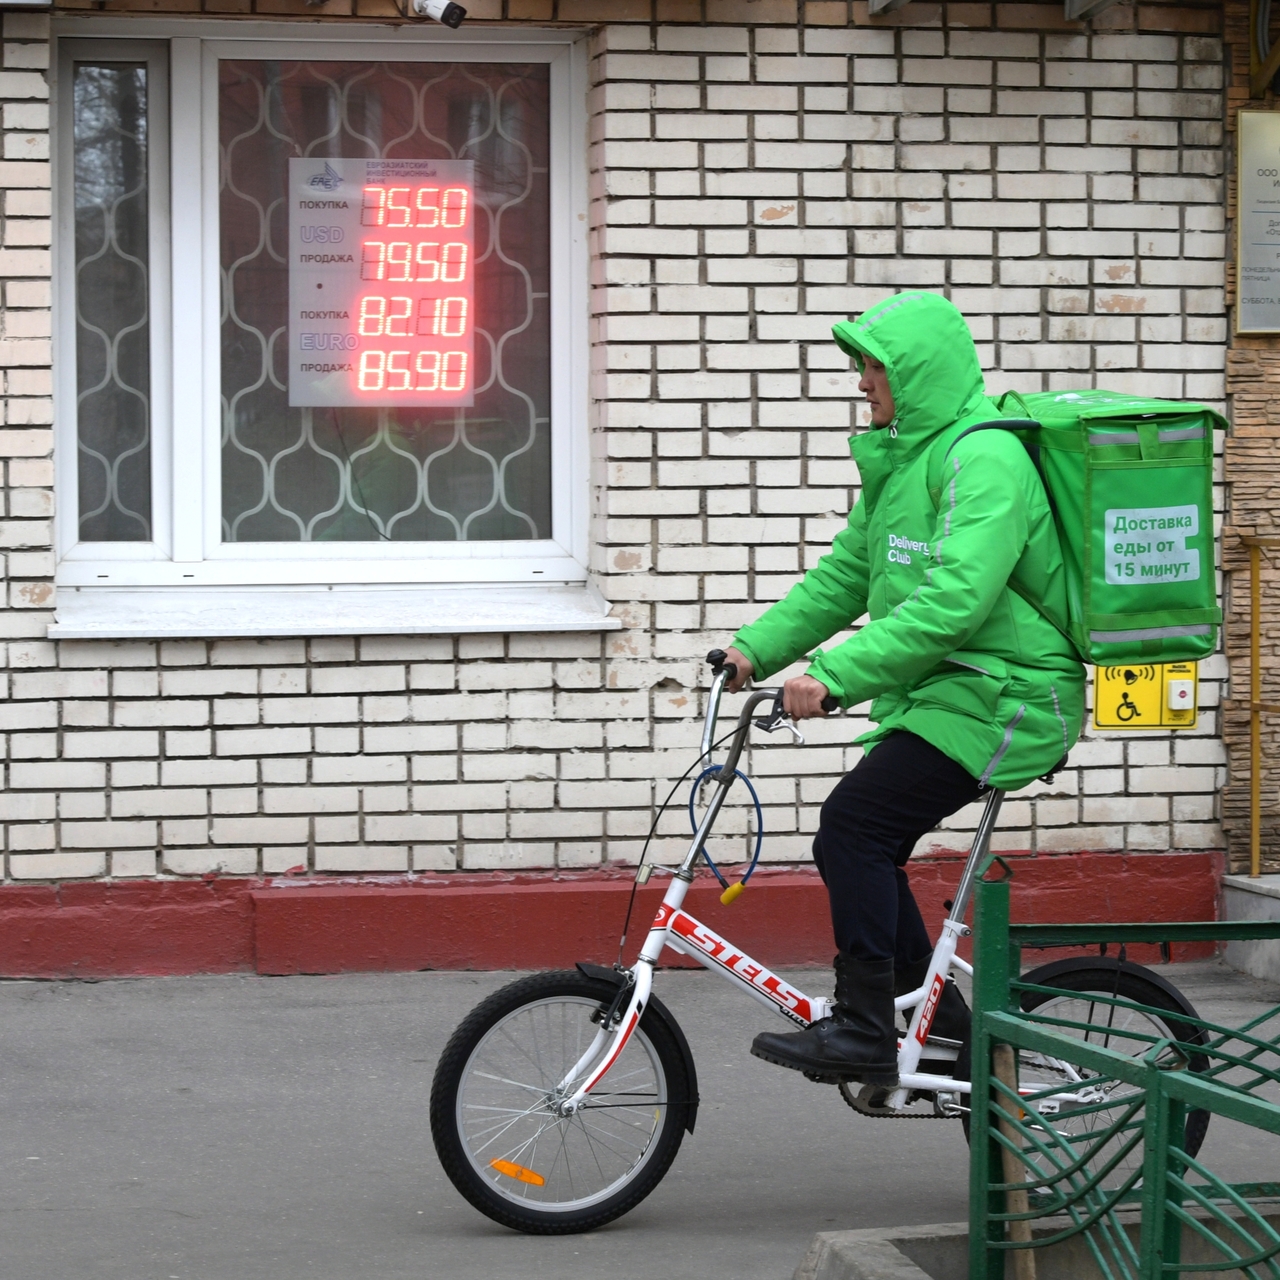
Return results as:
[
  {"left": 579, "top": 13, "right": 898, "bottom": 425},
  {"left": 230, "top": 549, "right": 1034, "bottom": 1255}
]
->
[
  {"left": 1020, "top": 956, "right": 1206, "bottom": 1035},
  {"left": 576, "top": 961, "right": 700, "bottom": 1134}
]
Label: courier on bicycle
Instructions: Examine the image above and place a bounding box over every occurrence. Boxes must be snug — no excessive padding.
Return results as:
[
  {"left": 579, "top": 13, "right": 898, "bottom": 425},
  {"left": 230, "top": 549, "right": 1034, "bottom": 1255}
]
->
[{"left": 720, "top": 292, "right": 1085, "bottom": 1087}]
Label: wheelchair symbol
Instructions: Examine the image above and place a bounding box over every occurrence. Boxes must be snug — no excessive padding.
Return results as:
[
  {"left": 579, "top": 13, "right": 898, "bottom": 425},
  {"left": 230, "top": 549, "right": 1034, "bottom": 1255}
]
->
[{"left": 1116, "top": 692, "right": 1141, "bottom": 722}]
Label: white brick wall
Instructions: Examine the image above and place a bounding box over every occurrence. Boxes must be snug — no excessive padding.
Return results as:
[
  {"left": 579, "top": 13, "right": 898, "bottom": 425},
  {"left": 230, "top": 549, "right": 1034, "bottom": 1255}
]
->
[{"left": 0, "top": 13, "right": 1228, "bottom": 884}]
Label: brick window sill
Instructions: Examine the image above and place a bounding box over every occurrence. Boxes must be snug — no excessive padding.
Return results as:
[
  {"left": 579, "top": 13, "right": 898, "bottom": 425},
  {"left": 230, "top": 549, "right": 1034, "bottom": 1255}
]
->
[{"left": 47, "top": 584, "right": 621, "bottom": 639}]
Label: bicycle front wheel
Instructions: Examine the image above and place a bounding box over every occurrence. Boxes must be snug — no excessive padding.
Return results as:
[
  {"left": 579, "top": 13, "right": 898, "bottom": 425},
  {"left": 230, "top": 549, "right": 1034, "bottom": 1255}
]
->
[{"left": 430, "top": 970, "right": 690, "bottom": 1234}]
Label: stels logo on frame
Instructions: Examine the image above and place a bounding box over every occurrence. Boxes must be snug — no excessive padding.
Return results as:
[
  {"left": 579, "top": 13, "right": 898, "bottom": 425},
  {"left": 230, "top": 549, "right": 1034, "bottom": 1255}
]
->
[
  {"left": 654, "top": 905, "right": 815, "bottom": 1024},
  {"left": 914, "top": 973, "right": 946, "bottom": 1045}
]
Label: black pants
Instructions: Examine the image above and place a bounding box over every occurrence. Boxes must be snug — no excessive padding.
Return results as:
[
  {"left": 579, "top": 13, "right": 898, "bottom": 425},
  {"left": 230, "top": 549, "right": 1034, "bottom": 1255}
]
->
[{"left": 811, "top": 731, "right": 985, "bottom": 965}]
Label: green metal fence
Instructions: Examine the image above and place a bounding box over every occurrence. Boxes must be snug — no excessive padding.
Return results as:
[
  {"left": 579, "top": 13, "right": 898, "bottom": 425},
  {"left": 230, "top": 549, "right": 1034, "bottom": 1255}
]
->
[{"left": 969, "top": 874, "right": 1280, "bottom": 1280}]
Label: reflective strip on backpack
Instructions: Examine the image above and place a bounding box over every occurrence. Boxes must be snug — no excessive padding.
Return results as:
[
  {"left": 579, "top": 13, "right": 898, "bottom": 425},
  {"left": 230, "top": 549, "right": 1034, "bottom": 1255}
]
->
[
  {"left": 1088, "top": 623, "right": 1213, "bottom": 643},
  {"left": 1086, "top": 426, "right": 1205, "bottom": 446}
]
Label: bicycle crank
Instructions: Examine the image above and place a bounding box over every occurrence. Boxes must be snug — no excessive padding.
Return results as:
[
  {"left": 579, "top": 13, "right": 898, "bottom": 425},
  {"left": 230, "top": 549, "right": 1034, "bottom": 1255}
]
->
[{"left": 838, "top": 1081, "right": 961, "bottom": 1119}]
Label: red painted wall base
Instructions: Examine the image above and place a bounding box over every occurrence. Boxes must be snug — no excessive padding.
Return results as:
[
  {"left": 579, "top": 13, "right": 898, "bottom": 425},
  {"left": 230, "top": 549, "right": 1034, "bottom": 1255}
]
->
[{"left": 0, "top": 850, "right": 1223, "bottom": 980}]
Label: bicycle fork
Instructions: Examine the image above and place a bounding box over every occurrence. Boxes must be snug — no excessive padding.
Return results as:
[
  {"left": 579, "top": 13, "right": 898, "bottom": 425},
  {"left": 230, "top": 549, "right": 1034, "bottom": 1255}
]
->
[{"left": 552, "top": 918, "right": 663, "bottom": 1117}]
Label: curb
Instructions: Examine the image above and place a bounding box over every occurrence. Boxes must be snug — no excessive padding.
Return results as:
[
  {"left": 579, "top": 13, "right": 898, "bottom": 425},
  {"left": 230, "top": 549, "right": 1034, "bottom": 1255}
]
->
[
  {"left": 793, "top": 1223, "right": 965, "bottom": 1280},
  {"left": 795, "top": 1206, "right": 1280, "bottom": 1280}
]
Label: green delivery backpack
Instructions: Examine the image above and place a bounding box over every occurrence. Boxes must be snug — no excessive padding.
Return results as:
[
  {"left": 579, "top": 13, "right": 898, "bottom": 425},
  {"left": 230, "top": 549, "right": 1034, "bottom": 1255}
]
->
[{"left": 934, "top": 389, "right": 1224, "bottom": 666}]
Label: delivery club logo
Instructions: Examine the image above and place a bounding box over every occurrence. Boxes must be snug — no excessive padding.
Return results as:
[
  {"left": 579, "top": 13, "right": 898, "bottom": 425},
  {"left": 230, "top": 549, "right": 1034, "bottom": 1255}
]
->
[{"left": 887, "top": 531, "right": 930, "bottom": 565}]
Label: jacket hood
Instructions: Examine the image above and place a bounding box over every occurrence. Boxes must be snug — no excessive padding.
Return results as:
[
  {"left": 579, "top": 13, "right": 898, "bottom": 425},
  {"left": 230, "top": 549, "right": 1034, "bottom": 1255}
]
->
[{"left": 832, "top": 292, "right": 988, "bottom": 451}]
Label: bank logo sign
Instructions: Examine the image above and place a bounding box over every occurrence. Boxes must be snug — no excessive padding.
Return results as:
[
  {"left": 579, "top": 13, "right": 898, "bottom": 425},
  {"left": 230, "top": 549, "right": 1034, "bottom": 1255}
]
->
[{"left": 1104, "top": 505, "right": 1200, "bottom": 586}]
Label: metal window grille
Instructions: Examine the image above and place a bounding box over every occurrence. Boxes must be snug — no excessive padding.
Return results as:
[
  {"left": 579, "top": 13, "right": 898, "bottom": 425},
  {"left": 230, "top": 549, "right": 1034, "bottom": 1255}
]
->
[
  {"left": 218, "top": 60, "right": 552, "bottom": 544},
  {"left": 73, "top": 61, "right": 153, "bottom": 542}
]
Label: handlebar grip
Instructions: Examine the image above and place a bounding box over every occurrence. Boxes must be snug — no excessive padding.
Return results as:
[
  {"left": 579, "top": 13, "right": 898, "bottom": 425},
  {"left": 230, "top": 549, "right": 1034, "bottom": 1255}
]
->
[
  {"left": 706, "top": 649, "right": 737, "bottom": 681},
  {"left": 770, "top": 690, "right": 837, "bottom": 716}
]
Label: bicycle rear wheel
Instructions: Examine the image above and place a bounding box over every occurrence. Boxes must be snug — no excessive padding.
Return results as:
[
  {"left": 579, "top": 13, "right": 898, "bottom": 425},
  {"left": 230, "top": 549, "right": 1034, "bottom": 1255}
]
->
[
  {"left": 961, "top": 961, "right": 1210, "bottom": 1167},
  {"left": 1015, "top": 963, "right": 1210, "bottom": 1161},
  {"left": 430, "top": 970, "right": 690, "bottom": 1234}
]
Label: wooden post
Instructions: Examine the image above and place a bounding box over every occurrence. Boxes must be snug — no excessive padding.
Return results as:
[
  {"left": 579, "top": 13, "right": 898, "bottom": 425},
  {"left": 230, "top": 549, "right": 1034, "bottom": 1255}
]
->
[{"left": 992, "top": 1042, "right": 1038, "bottom": 1280}]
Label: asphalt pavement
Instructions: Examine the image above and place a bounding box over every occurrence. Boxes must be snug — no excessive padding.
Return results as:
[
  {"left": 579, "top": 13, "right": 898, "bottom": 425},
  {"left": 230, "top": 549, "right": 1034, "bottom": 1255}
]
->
[{"left": 0, "top": 960, "right": 1276, "bottom": 1280}]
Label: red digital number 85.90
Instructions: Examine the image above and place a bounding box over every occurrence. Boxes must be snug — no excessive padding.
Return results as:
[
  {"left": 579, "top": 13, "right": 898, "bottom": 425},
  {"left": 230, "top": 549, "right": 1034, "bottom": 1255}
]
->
[{"left": 357, "top": 350, "right": 469, "bottom": 394}]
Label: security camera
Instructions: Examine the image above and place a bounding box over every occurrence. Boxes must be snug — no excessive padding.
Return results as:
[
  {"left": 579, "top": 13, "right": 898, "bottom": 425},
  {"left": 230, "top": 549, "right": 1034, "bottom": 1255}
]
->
[{"left": 413, "top": 0, "right": 466, "bottom": 24}]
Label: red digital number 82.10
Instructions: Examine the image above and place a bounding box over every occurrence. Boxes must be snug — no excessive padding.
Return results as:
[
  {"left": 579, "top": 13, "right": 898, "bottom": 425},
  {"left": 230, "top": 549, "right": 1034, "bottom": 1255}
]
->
[{"left": 357, "top": 295, "right": 468, "bottom": 339}]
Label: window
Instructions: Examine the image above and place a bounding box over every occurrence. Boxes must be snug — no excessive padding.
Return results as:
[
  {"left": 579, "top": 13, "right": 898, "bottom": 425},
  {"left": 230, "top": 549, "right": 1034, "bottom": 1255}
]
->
[
  {"left": 71, "top": 57, "right": 161, "bottom": 544},
  {"left": 54, "top": 23, "right": 594, "bottom": 637}
]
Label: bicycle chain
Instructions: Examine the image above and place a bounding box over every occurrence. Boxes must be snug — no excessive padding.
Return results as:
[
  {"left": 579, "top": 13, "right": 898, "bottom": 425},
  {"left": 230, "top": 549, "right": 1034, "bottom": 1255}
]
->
[{"left": 837, "top": 1081, "right": 959, "bottom": 1120}]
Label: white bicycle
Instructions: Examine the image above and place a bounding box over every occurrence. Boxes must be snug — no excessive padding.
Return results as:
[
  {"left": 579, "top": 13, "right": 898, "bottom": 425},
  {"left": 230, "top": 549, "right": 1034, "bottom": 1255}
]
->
[{"left": 430, "top": 652, "right": 1210, "bottom": 1234}]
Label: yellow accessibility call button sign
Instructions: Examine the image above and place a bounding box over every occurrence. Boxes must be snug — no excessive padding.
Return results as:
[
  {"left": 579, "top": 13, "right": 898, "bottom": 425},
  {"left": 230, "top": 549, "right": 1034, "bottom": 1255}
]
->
[{"left": 1093, "top": 661, "right": 1198, "bottom": 731}]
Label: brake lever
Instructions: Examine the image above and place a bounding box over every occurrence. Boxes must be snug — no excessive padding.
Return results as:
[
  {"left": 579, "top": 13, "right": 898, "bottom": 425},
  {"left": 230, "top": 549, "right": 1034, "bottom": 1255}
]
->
[
  {"left": 754, "top": 689, "right": 841, "bottom": 743},
  {"left": 754, "top": 693, "right": 806, "bottom": 744}
]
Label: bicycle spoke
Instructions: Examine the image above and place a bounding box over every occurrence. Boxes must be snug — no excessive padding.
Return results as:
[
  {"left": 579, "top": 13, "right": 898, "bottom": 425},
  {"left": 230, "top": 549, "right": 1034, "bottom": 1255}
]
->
[
  {"left": 470, "top": 1070, "right": 554, "bottom": 1096},
  {"left": 571, "top": 1110, "right": 611, "bottom": 1185},
  {"left": 466, "top": 1101, "right": 552, "bottom": 1153},
  {"left": 575, "top": 1115, "right": 652, "bottom": 1155},
  {"left": 495, "top": 1019, "right": 556, "bottom": 1084}
]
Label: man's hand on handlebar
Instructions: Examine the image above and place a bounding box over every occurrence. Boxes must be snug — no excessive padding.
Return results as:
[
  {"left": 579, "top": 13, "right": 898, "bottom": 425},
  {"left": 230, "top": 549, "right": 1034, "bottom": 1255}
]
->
[
  {"left": 783, "top": 674, "right": 832, "bottom": 720},
  {"left": 721, "top": 647, "right": 754, "bottom": 693}
]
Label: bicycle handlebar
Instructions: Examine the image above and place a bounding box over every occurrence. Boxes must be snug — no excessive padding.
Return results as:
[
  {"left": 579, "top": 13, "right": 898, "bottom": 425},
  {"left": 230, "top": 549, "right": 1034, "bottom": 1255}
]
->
[
  {"left": 706, "top": 649, "right": 837, "bottom": 709},
  {"left": 701, "top": 650, "right": 839, "bottom": 763}
]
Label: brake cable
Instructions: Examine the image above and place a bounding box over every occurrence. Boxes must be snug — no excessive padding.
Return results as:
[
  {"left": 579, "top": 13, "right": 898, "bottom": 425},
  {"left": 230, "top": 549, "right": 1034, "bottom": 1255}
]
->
[{"left": 614, "top": 724, "right": 744, "bottom": 969}]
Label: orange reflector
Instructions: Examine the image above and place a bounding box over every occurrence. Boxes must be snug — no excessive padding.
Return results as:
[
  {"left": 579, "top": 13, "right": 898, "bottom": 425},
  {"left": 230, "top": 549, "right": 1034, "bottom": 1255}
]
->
[{"left": 490, "top": 1159, "right": 546, "bottom": 1187}]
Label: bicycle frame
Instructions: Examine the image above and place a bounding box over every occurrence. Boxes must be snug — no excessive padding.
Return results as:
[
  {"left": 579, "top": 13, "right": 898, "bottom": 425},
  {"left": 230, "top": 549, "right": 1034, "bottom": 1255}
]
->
[{"left": 553, "top": 670, "right": 1006, "bottom": 1118}]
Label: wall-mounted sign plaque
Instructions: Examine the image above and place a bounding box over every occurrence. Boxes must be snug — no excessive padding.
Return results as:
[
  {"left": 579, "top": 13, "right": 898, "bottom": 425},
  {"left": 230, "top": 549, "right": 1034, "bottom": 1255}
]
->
[
  {"left": 1237, "top": 112, "right": 1280, "bottom": 334},
  {"left": 1092, "top": 661, "right": 1198, "bottom": 731}
]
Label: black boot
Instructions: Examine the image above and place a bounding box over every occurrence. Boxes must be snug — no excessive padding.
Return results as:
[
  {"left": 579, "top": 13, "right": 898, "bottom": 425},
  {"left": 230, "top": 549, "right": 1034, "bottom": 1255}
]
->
[
  {"left": 894, "top": 957, "right": 970, "bottom": 1044},
  {"left": 751, "top": 954, "right": 898, "bottom": 1086}
]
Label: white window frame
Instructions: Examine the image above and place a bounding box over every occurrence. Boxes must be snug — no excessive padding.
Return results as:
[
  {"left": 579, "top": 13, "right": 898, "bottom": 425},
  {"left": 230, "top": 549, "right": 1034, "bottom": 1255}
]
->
[
  {"left": 51, "top": 19, "right": 600, "bottom": 636},
  {"left": 55, "top": 39, "right": 173, "bottom": 566}
]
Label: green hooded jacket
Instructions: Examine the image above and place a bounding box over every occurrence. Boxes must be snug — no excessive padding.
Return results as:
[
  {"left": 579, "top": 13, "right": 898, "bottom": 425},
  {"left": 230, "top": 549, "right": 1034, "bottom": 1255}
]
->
[{"left": 731, "top": 292, "right": 1085, "bottom": 790}]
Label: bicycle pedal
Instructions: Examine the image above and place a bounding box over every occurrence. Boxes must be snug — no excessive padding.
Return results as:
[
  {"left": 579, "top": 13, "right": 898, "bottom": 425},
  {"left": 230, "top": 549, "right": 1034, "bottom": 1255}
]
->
[
  {"left": 803, "top": 1071, "right": 838, "bottom": 1085},
  {"left": 851, "top": 1084, "right": 898, "bottom": 1116}
]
